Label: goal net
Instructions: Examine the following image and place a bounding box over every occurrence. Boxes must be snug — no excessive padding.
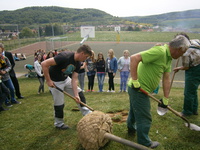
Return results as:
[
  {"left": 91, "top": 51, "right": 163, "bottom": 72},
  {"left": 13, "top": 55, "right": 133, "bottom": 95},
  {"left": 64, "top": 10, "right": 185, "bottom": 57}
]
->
[{"left": 46, "top": 36, "right": 68, "bottom": 52}]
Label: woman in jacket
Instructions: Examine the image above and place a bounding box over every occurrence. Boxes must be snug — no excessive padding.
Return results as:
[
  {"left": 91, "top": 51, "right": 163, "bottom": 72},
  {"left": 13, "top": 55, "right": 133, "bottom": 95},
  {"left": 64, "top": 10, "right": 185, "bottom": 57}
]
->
[
  {"left": 85, "top": 50, "right": 96, "bottom": 92},
  {"left": 106, "top": 49, "right": 118, "bottom": 92}
]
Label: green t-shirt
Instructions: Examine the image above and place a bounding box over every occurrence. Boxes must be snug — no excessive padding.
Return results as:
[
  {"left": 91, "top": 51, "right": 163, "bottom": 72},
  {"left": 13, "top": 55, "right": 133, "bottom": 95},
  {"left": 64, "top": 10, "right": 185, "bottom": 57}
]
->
[{"left": 138, "top": 44, "right": 172, "bottom": 93}]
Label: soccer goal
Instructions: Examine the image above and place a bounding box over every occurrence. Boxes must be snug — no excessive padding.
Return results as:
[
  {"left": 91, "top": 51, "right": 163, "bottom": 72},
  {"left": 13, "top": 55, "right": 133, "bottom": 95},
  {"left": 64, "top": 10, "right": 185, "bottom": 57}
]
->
[{"left": 46, "top": 36, "right": 68, "bottom": 52}]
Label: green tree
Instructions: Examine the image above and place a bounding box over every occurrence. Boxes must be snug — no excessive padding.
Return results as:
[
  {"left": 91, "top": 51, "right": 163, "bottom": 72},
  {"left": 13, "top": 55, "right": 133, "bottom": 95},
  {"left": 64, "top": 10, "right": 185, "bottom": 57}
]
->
[
  {"left": 19, "top": 27, "right": 35, "bottom": 38},
  {"left": 127, "top": 26, "right": 134, "bottom": 31},
  {"left": 44, "top": 25, "right": 52, "bottom": 36}
]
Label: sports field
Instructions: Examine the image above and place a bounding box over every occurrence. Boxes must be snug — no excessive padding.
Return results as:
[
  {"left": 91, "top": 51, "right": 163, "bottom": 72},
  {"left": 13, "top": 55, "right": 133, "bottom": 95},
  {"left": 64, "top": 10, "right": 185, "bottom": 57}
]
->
[{"left": 13, "top": 41, "right": 185, "bottom": 87}]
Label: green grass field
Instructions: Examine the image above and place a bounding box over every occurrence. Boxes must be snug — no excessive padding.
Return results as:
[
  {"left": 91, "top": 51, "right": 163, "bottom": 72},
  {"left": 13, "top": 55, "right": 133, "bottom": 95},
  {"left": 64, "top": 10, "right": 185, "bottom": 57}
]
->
[
  {"left": 1, "top": 31, "right": 200, "bottom": 150},
  {"left": 0, "top": 77, "right": 200, "bottom": 150}
]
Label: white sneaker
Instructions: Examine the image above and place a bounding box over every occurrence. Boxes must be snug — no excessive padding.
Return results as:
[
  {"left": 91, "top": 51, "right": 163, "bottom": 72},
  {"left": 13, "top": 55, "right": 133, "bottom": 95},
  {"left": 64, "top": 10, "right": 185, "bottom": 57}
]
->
[
  {"left": 78, "top": 105, "right": 92, "bottom": 116},
  {"left": 111, "top": 90, "right": 115, "bottom": 93},
  {"left": 107, "top": 90, "right": 111, "bottom": 92}
]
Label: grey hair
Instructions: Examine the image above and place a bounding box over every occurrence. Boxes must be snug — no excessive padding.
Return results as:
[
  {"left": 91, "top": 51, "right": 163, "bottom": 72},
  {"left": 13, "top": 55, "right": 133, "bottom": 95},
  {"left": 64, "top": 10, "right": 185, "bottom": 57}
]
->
[
  {"left": 169, "top": 35, "right": 191, "bottom": 52},
  {"left": 0, "top": 43, "right": 4, "bottom": 48}
]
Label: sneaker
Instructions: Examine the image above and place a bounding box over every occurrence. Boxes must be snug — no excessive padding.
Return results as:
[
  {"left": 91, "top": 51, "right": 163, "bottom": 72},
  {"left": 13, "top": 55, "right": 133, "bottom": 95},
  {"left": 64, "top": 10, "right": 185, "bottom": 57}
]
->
[
  {"left": 5, "top": 102, "right": 13, "bottom": 107},
  {"left": 111, "top": 90, "right": 115, "bottom": 93},
  {"left": 107, "top": 90, "right": 111, "bottom": 92},
  {"left": 149, "top": 141, "right": 160, "bottom": 149},
  {"left": 56, "top": 124, "right": 70, "bottom": 130},
  {"left": 91, "top": 90, "right": 95, "bottom": 92},
  {"left": 11, "top": 100, "right": 21, "bottom": 104},
  {"left": 87, "top": 90, "right": 91, "bottom": 92}
]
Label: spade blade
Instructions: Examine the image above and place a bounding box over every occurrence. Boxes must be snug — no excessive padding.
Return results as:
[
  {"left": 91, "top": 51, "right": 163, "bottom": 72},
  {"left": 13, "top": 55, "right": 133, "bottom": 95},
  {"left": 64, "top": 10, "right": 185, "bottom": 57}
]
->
[{"left": 157, "top": 106, "right": 168, "bottom": 116}]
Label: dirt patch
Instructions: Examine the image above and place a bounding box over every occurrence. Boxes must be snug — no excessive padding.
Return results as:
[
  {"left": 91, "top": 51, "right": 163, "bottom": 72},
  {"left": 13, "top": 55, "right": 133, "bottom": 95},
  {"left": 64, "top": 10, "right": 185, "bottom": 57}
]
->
[{"left": 107, "top": 110, "right": 128, "bottom": 123}]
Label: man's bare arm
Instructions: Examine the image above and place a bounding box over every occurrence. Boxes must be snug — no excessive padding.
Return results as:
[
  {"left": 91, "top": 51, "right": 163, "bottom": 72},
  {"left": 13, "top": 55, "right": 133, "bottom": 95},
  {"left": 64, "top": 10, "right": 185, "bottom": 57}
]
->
[{"left": 41, "top": 58, "right": 56, "bottom": 87}]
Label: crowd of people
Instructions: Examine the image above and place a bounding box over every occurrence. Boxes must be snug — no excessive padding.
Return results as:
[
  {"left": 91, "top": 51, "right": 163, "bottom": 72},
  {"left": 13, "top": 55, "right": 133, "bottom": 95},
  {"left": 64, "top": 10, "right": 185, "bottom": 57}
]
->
[
  {"left": 1, "top": 32, "right": 200, "bottom": 149},
  {"left": 77, "top": 48, "right": 130, "bottom": 93},
  {"left": 0, "top": 43, "right": 24, "bottom": 112},
  {"left": 33, "top": 47, "right": 132, "bottom": 94}
]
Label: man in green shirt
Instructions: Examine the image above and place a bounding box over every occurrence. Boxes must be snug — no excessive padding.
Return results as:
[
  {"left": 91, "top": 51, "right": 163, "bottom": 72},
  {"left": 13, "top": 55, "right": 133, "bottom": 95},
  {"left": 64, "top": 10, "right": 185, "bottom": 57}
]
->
[{"left": 127, "top": 35, "right": 191, "bottom": 148}]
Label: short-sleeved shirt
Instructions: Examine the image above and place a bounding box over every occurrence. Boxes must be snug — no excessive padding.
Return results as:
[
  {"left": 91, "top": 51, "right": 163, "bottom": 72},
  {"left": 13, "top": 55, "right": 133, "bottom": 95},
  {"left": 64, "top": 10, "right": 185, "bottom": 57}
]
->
[
  {"left": 49, "top": 51, "right": 81, "bottom": 81},
  {"left": 86, "top": 58, "right": 96, "bottom": 72},
  {"left": 138, "top": 44, "right": 172, "bottom": 93},
  {"left": 182, "top": 47, "right": 200, "bottom": 68}
]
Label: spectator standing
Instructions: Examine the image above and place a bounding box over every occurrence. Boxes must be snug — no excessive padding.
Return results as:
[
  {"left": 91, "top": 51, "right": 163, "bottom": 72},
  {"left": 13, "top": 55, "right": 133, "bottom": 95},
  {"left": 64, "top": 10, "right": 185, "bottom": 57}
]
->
[
  {"left": 96, "top": 52, "right": 106, "bottom": 92},
  {"left": 127, "top": 35, "right": 190, "bottom": 148},
  {"left": 85, "top": 50, "right": 96, "bottom": 92},
  {"left": 0, "top": 43, "right": 24, "bottom": 99},
  {"left": 106, "top": 49, "right": 118, "bottom": 92},
  {"left": 173, "top": 39, "right": 200, "bottom": 116},
  {"left": 78, "top": 61, "right": 86, "bottom": 92},
  {"left": 46, "top": 51, "right": 55, "bottom": 60},
  {"left": 0, "top": 46, "right": 21, "bottom": 106},
  {"left": 0, "top": 75, "right": 10, "bottom": 112},
  {"left": 34, "top": 54, "right": 45, "bottom": 94},
  {"left": 117, "top": 50, "right": 130, "bottom": 92}
]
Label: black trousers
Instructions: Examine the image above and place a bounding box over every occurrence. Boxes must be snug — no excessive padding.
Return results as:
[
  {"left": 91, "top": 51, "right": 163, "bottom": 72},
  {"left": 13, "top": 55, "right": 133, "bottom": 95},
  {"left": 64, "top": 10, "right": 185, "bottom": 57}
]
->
[
  {"left": 10, "top": 75, "right": 21, "bottom": 98},
  {"left": 87, "top": 75, "right": 95, "bottom": 90},
  {"left": 108, "top": 72, "right": 115, "bottom": 91}
]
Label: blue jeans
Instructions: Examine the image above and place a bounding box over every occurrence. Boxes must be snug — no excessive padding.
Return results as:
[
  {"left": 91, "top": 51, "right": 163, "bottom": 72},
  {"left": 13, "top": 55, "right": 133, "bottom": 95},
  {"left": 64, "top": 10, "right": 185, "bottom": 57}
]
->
[
  {"left": 97, "top": 72, "right": 105, "bottom": 92},
  {"left": 3, "top": 79, "right": 16, "bottom": 103},
  {"left": 120, "top": 71, "right": 130, "bottom": 91}
]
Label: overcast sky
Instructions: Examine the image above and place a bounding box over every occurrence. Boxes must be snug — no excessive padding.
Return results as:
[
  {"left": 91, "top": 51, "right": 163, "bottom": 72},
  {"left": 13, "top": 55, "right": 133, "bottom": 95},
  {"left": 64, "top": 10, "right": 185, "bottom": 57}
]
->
[{"left": 0, "top": 0, "right": 199, "bottom": 17}]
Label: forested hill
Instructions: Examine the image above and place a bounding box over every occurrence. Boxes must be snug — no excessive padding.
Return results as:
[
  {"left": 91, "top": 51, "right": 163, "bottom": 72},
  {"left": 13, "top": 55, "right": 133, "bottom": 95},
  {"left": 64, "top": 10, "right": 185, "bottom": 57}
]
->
[
  {"left": 0, "top": 6, "right": 125, "bottom": 26},
  {"left": 123, "top": 9, "right": 200, "bottom": 28},
  {"left": 0, "top": 6, "right": 200, "bottom": 29}
]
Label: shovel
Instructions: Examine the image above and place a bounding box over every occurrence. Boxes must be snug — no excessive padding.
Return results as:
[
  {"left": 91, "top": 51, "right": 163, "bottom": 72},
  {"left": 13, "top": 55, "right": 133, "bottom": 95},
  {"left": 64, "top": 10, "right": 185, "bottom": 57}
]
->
[
  {"left": 140, "top": 88, "right": 200, "bottom": 131},
  {"left": 55, "top": 86, "right": 94, "bottom": 111},
  {"left": 157, "top": 58, "right": 180, "bottom": 116}
]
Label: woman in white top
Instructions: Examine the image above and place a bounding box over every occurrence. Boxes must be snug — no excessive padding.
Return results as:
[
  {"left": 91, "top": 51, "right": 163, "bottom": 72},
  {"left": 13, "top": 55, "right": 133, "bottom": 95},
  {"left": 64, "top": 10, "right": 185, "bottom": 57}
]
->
[
  {"left": 117, "top": 50, "right": 130, "bottom": 92},
  {"left": 34, "top": 54, "right": 44, "bottom": 94}
]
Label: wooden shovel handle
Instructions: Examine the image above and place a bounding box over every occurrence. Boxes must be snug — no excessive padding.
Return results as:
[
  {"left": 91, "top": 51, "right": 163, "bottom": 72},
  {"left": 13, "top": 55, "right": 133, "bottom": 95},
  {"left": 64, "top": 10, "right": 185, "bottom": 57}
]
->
[
  {"left": 55, "top": 86, "right": 94, "bottom": 111},
  {"left": 170, "top": 58, "right": 180, "bottom": 91},
  {"left": 139, "top": 88, "right": 190, "bottom": 128}
]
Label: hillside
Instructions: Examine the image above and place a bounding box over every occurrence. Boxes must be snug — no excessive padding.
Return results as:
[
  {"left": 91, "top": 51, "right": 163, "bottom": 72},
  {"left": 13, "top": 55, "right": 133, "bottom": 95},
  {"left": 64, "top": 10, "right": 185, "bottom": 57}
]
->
[
  {"left": 0, "top": 6, "right": 126, "bottom": 26},
  {"left": 123, "top": 9, "right": 200, "bottom": 29},
  {"left": 0, "top": 6, "right": 199, "bottom": 31}
]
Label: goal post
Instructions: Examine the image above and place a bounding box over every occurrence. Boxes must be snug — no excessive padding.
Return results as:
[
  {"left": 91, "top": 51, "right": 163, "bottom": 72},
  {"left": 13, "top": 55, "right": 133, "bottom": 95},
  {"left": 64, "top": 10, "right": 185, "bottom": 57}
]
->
[
  {"left": 46, "top": 36, "right": 68, "bottom": 52},
  {"left": 115, "top": 26, "right": 121, "bottom": 43}
]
